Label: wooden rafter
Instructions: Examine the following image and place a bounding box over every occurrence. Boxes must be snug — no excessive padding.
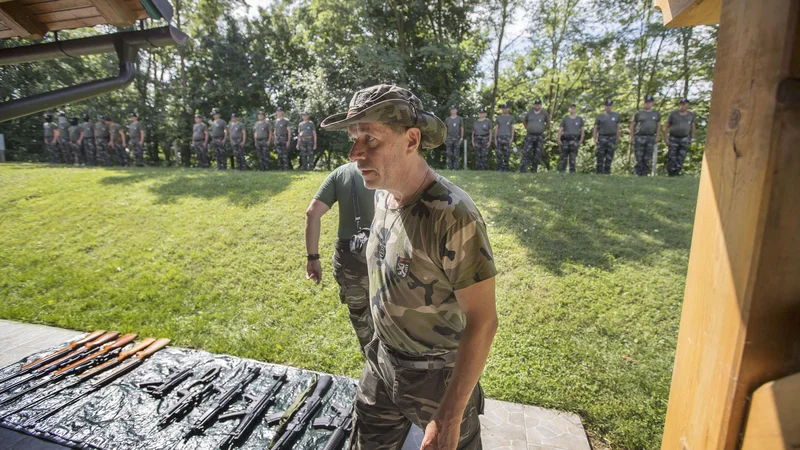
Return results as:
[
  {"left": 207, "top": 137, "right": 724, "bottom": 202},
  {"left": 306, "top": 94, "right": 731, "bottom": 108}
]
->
[
  {"left": 654, "top": 0, "right": 721, "bottom": 27},
  {"left": 0, "top": 0, "right": 46, "bottom": 39},
  {"left": 88, "top": 0, "right": 135, "bottom": 27}
]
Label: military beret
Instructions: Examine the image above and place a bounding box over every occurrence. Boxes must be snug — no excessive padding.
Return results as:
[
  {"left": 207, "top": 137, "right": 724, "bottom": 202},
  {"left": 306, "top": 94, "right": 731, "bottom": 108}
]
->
[
  {"left": 82, "top": 113, "right": 90, "bottom": 119},
  {"left": 275, "top": 107, "right": 283, "bottom": 112},
  {"left": 70, "top": 117, "right": 79, "bottom": 124},
  {"left": 645, "top": 95, "right": 655, "bottom": 102},
  {"left": 450, "top": 105, "right": 457, "bottom": 109},
  {"left": 129, "top": 112, "right": 137, "bottom": 117},
  {"left": 44, "top": 113, "right": 53, "bottom": 120},
  {"left": 194, "top": 113, "right": 202, "bottom": 118},
  {"left": 98, "top": 114, "right": 106, "bottom": 120},
  {"left": 569, "top": 103, "right": 576, "bottom": 107},
  {"left": 57, "top": 111, "right": 66, "bottom": 117},
  {"left": 302, "top": 111, "right": 309, "bottom": 115},
  {"left": 258, "top": 111, "right": 265, "bottom": 115},
  {"left": 478, "top": 107, "right": 486, "bottom": 113},
  {"left": 679, "top": 97, "right": 689, "bottom": 103},
  {"left": 501, "top": 102, "right": 510, "bottom": 108},
  {"left": 534, "top": 98, "right": 542, "bottom": 104},
  {"left": 604, "top": 100, "right": 613, "bottom": 106},
  {"left": 211, "top": 109, "right": 220, "bottom": 115},
  {"left": 231, "top": 113, "right": 237, "bottom": 117}
]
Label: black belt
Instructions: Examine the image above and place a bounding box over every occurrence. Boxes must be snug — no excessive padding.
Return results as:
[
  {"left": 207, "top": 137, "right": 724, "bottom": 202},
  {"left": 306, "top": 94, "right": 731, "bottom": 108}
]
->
[
  {"left": 335, "top": 239, "right": 351, "bottom": 248},
  {"left": 636, "top": 134, "right": 655, "bottom": 137},
  {"left": 600, "top": 134, "right": 617, "bottom": 137},
  {"left": 299, "top": 136, "right": 313, "bottom": 140},
  {"left": 211, "top": 135, "right": 225, "bottom": 139},
  {"left": 526, "top": 132, "right": 544, "bottom": 136},
  {"left": 562, "top": 135, "right": 580, "bottom": 140},
  {"left": 474, "top": 134, "right": 489, "bottom": 137},
  {"left": 378, "top": 340, "right": 457, "bottom": 370},
  {"left": 669, "top": 135, "right": 689, "bottom": 139}
]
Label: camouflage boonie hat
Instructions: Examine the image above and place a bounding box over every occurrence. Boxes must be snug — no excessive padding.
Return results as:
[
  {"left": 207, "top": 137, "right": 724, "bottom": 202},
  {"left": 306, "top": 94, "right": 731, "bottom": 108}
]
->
[{"left": 321, "top": 84, "right": 446, "bottom": 148}]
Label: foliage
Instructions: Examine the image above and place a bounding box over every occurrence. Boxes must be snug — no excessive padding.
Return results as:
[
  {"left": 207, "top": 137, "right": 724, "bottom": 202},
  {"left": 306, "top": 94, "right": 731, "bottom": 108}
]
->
[{"left": 0, "top": 164, "right": 699, "bottom": 449}]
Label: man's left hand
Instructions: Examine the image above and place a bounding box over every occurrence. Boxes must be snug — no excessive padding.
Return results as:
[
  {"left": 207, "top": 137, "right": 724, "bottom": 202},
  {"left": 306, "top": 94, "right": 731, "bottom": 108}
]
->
[{"left": 420, "top": 417, "right": 461, "bottom": 450}]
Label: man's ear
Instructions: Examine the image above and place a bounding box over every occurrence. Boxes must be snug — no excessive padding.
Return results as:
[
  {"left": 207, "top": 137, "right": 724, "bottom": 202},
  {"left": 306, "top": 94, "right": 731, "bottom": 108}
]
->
[{"left": 405, "top": 128, "right": 422, "bottom": 155}]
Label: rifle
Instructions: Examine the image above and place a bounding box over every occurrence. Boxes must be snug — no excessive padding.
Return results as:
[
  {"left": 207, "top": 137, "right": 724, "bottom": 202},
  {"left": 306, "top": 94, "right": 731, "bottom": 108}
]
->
[
  {"left": 29, "top": 338, "right": 171, "bottom": 427},
  {"left": 217, "top": 369, "right": 288, "bottom": 450},
  {"left": 183, "top": 365, "right": 261, "bottom": 439},
  {"left": 17, "top": 330, "right": 105, "bottom": 371},
  {"left": 0, "top": 334, "right": 137, "bottom": 407},
  {"left": 267, "top": 374, "right": 333, "bottom": 450},
  {"left": 157, "top": 367, "right": 221, "bottom": 427},
  {"left": 140, "top": 366, "right": 195, "bottom": 398},
  {"left": 0, "top": 331, "right": 122, "bottom": 394},
  {"left": 0, "top": 338, "right": 157, "bottom": 422},
  {"left": 313, "top": 399, "right": 354, "bottom": 450}
]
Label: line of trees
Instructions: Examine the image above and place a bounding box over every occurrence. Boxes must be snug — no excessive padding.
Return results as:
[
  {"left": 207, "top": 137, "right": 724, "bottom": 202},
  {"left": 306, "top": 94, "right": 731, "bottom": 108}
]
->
[{"left": 0, "top": 0, "right": 716, "bottom": 174}]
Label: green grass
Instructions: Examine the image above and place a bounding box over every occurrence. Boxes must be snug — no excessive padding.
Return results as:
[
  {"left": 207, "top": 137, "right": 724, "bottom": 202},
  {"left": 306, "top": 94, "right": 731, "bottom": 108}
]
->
[{"left": 0, "top": 163, "right": 699, "bottom": 449}]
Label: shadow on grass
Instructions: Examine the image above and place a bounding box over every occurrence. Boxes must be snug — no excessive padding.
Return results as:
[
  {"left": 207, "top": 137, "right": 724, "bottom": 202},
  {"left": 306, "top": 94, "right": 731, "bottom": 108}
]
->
[
  {"left": 98, "top": 167, "right": 299, "bottom": 207},
  {"left": 459, "top": 172, "right": 698, "bottom": 275}
]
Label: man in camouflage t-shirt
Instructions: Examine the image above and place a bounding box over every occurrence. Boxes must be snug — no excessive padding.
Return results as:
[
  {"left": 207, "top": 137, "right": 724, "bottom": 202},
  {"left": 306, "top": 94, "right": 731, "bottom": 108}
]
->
[
  {"left": 663, "top": 97, "right": 696, "bottom": 176},
  {"left": 128, "top": 112, "right": 145, "bottom": 167},
  {"left": 210, "top": 109, "right": 228, "bottom": 170},
  {"left": 42, "top": 114, "right": 59, "bottom": 163},
  {"left": 253, "top": 111, "right": 273, "bottom": 171},
  {"left": 228, "top": 113, "right": 247, "bottom": 171},
  {"left": 273, "top": 107, "right": 292, "bottom": 171},
  {"left": 322, "top": 84, "right": 498, "bottom": 449}
]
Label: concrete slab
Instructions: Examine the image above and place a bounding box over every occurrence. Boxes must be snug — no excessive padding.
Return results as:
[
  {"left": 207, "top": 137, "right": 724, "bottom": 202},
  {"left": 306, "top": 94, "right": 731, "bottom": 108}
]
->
[{"left": 0, "top": 320, "right": 592, "bottom": 450}]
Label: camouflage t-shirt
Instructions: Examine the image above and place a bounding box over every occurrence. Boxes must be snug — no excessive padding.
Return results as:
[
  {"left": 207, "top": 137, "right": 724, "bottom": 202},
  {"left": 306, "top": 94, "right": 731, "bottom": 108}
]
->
[
  {"left": 43, "top": 122, "right": 56, "bottom": 139},
  {"left": 298, "top": 120, "right": 315, "bottom": 138},
  {"left": 129, "top": 121, "right": 143, "bottom": 143},
  {"left": 211, "top": 119, "right": 227, "bottom": 138},
  {"left": 254, "top": 120, "right": 271, "bottom": 139},
  {"left": 367, "top": 175, "right": 497, "bottom": 356},
  {"left": 109, "top": 124, "right": 123, "bottom": 143},
  {"left": 274, "top": 118, "right": 290, "bottom": 138},
  {"left": 193, "top": 122, "right": 207, "bottom": 140},
  {"left": 95, "top": 121, "right": 110, "bottom": 139},
  {"left": 228, "top": 121, "right": 245, "bottom": 142},
  {"left": 495, "top": 114, "right": 514, "bottom": 137},
  {"left": 444, "top": 116, "right": 463, "bottom": 140},
  {"left": 80, "top": 122, "right": 95, "bottom": 139},
  {"left": 524, "top": 110, "right": 550, "bottom": 134}
]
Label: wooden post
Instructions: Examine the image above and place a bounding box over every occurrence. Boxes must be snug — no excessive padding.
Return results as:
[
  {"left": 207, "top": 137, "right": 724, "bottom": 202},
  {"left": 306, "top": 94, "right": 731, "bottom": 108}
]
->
[{"left": 660, "top": 0, "right": 800, "bottom": 449}]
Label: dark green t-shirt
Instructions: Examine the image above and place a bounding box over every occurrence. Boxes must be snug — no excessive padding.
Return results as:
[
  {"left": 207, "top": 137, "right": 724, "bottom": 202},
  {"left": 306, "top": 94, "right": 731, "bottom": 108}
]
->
[
  {"left": 193, "top": 122, "right": 207, "bottom": 140},
  {"left": 254, "top": 120, "right": 272, "bottom": 139},
  {"left": 109, "top": 123, "right": 123, "bottom": 143},
  {"left": 667, "top": 110, "right": 696, "bottom": 138},
  {"left": 210, "top": 119, "right": 226, "bottom": 138},
  {"left": 80, "top": 122, "right": 94, "bottom": 139},
  {"left": 444, "top": 116, "right": 463, "bottom": 140},
  {"left": 634, "top": 109, "right": 661, "bottom": 136},
  {"left": 128, "top": 121, "right": 143, "bottom": 142},
  {"left": 560, "top": 115, "right": 585, "bottom": 137},
  {"left": 43, "top": 122, "right": 56, "bottom": 139},
  {"left": 496, "top": 114, "right": 514, "bottom": 137},
  {"left": 313, "top": 162, "right": 375, "bottom": 241},
  {"left": 95, "top": 121, "right": 110, "bottom": 139},
  {"left": 274, "top": 118, "right": 290, "bottom": 138},
  {"left": 298, "top": 121, "right": 315, "bottom": 138},
  {"left": 473, "top": 119, "right": 491, "bottom": 136},
  {"left": 68, "top": 125, "right": 81, "bottom": 142},
  {"left": 594, "top": 112, "right": 621, "bottom": 136},
  {"left": 524, "top": 110, "right": 550, "bottom": 134},
  {"left": 228, "top": 121, "right": 245, "bottom": 141},
  {"left": 57, "top": 118, "right": 69, "bottom": 140}
]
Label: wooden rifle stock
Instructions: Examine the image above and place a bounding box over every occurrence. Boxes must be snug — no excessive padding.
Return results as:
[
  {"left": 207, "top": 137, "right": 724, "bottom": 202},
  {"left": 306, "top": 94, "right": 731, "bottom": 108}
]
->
[
  {"left": 54, "top": 333, "right": 137, "bottom": 376},
  {"left": 37, "top": 331, "right": 120, "bottom": 372},
  {"left": 77, "top": 338, "right": 157, "bottom": 379},
  {"left": 19, "top": 330, "right": 105, "bottom": 370}
]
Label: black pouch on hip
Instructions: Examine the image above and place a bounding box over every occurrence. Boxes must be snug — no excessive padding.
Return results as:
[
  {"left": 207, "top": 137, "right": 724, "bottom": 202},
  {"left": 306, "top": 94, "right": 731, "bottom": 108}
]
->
[{"left": 349, "top": 171, "right": 370, "bottom": 263}]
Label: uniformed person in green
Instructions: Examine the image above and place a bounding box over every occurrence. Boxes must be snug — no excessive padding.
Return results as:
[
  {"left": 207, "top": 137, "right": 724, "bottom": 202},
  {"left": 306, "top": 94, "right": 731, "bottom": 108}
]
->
[
  {"left": 106, "top": 117, "right": 128, "bottom": 167},
  {"left": 557, "top": 104, "right": 585, "bottom": 173},
  {"left": 592, "top": 100, "right": 621, "bottom": 174},
  {"left": 663, "top": 97, "right": 696, "bottom": 177},
  {"left": 629, "top": 95, "right": 661, "bottom": 176},
  {"left": 210, "top": 109, "right": 228, "bottom": 170},
  {"left": 471, "top": 108, "right": 492, "bottom": 170},
  {"left": 494, "top": 102, "right": 515, "bottom": 172},
  {"left": 95, "top": 114, "right": 112, "bottom": 167},
  {"left": 128, "top": 112, "right": 145, "bottom": 167},
  {"left": 521, "top": 98, "right": 550, "bottom": 173},
  {"left": 228, "top": 113, "right": 247, "bottom": 171},
  {"left": 273, "top": 107, "right": 292, "bottom": 171},
  {"left": 67, "top": 117, "right": 81, "bottom": 165},
  {"left": 55, "top": 112, "right": 70, "bottom": 163},
  {"left": 297, "top": 112, "right": 317, "bottom": 171},
  {"left": 444, "top": 105, "right": 464, "bottom": 170},
  {"left": 253, "top": 111, "right": 273, "bottom": 171},
  {"left": 79, "top": 113, "right": 96, "bottom": 166},
  {"left": 192, "top": 114, "right": 209, "bottom": 168},
  {"left": 322, "top": 84, "right": 497, "bottom": 449},
  {"left": 305, "top": 162, "right": 376, "bottom": 353},
  {"left": 42, "top": 113, "right": 59, "bottom": 163}
]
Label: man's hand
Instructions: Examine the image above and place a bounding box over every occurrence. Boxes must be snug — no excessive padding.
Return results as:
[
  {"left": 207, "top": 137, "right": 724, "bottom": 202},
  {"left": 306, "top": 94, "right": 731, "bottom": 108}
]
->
[
  {"left": 421, "top": 417, "right": 461, "bottom": 450},
  {"left": 306, "top": 259, "right": 322, "bottom": 284}
]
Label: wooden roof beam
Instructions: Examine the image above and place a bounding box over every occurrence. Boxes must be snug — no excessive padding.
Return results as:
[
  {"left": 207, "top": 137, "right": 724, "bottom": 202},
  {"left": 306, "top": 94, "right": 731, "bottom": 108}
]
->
[
  {"left": 654, "top": 0, "right": 721, "bottom": 27},
  {"left": 0, "top": 1, "right": 46, "bottom": 39},
  {"left": 88, "top": 0, "right": 135, "bottom": 27}
]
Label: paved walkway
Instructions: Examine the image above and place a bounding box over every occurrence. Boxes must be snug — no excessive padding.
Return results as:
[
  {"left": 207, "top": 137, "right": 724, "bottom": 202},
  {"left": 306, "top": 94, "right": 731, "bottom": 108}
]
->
[{"left": 0, "top": 320, "right": 591, "bottom": 450}]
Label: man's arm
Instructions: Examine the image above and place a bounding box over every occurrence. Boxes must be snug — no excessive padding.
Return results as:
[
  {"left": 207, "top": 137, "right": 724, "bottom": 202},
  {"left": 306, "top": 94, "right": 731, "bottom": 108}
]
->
[
  {"left": 557, "top": 126, "right": 564, "bottom": 146},
  {"left": 629, "top": 116, "right": 636, "bottom": 150},
  {"left": 655, "top": 118, "right": 661, "bottom": 142},
  {"left": 662, "top": 117, "right": 670, "bottom": 142},
  {"left": 241, "top": 128, "right": 246, "bottom": 147},
  {"left": 690, "top": 117, "right": 696, "bottom": 142},
  {"left": 52, "top": 129, "right": 60, "bottom": 144},
  {"left": 459, "top": 124, "right": 464, "bottom": 142},
  {"left": 493, "top": 125, "right": 498, "bottom": 147},
  {"left": 140, "top": 128, "right": 145, "bottom": 142},
  {"left": 579, "top": 122, "right": 585, "bottom": 144},
  {"left": 304, "top": 199, "right": 330, "bottom": 284},
  {"left": 471, "top": 128, "right": 475, "bottom": 148},
  {"left": 313, "top": 129, "right": 318, "bottom": 150},
  {"left": 204, "top": 129, "right": 209, "bottom": 146},
  {"left": 421, "top": 277, "right": 498, "bottom": 450},
  {"left": 592, "top": 124, "right": 599, "bottom": 146}
]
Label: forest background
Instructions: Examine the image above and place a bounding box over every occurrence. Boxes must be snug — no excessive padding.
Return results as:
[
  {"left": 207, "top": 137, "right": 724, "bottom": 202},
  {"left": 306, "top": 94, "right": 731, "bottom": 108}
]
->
[{"left": 0, "top": 0, "right": 717, "bottom": 173}]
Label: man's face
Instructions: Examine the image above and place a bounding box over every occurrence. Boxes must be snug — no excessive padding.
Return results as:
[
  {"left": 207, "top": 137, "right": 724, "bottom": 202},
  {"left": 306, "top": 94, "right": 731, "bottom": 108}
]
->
[
  {"left": 479, "top": 112, "right": 486, "bottom": 120},
  {"left": 604, "top": 105, "right": 612, "bottom": 113},
  {"left": 213, "top": 114, "right": 220, "bottom": 120},
  {"left": 258, "top": 114, "right": 265, "bottom": 121},
  {"left": 679, "top": 102, "right": 689, "bottom": 112},
  {"left": 303, "top": 115, "right": 309, "bottom": 121},
  {"left": 569, "top": 106, "right": 576, "bottom": 115},
  {"left": 533, "top": 103, "right": 541, "bottom": 112},
  {"left": 450, "top": 108, "right": 457, "bottom": 116},
  {"left": 277, "top": 111, "right": 284, "bottom": 119},
  {"left": 644, "top": 100, "right": 653, "bottom": 110},
  {"left": 194, "top": 116, "right": 201, "bottom": 124},
  {"left": 348, "top": 122, "right": 412, "bottom": 190},
  {"left": 502, "top": 107, "right": 509, "bottom": 115},
  {"left": 232, "top": 117, "right": 238, "bottom": 122}
]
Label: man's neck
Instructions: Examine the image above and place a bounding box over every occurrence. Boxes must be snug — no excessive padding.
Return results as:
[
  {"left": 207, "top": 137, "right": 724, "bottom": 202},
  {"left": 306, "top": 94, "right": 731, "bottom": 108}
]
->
[
  {"left": 643, "top": 106, "right": 652, "bottom": 111},
  {"left": 387, "top": 158, "right": 432, "bottom": 207},
  {"left": 450, "top": 114, "right": 457, "bottom": 118},
  {"left": 569, "top": 113, "right": 577, "bottom": 118},
  {"left": 679, "top": 110, "right": 688, "bottom": 115}
]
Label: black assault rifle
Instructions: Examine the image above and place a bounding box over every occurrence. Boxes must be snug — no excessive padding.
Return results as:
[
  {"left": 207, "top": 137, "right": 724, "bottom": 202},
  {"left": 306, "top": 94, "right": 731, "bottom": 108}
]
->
[
  {"left": 183, "top": 365, "right": 261, "bottom": 439},
  {"left": 157, "top": 366, "right": 221, "bottom": 427},
  {"left": 267, "top": 374, "right": 333, "bottom": 450},
  {"left": 217, "top": 369, "right": 288, "bottom": 450}
]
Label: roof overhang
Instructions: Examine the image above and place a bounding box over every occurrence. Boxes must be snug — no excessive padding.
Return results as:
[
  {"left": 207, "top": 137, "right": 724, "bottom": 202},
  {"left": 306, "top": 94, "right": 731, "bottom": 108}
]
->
[{"left": 654, "top": 0, "right": 722, "bottom": 27}]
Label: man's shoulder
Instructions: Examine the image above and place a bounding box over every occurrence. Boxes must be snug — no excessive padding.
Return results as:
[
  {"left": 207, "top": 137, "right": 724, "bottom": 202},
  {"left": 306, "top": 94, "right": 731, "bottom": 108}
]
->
[{"left": 419, "top": 176, "right": 482, "bottom": 225}]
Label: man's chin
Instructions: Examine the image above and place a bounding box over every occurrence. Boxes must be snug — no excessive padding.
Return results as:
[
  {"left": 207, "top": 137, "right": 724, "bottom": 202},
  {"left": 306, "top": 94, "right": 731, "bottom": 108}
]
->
[{"left": 360, "top": 170, "right": 381, "bottom": 189}]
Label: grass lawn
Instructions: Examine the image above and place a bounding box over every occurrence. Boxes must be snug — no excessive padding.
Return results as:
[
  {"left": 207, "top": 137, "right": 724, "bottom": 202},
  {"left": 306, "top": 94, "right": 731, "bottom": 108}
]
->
[{"left": 0, "top": 163, "right": 699, "bottom": 449}]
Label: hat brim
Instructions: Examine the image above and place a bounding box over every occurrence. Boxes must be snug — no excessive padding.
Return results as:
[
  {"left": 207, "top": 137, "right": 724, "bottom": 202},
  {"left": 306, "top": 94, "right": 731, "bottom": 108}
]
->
[{"left": 321, "top": 99, "right": 446, "bottom": 148}]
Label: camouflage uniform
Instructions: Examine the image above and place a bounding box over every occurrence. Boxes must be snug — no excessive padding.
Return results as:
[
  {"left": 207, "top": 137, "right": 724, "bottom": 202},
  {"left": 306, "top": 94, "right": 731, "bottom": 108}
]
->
[
  {"left": 43, "top": 121, "right": 58, "bottom": 163},
  {"left": 596, "top": 135, "right": 617, "bottom": 174},
  {"left": 495, "top": 114, "right": 514, "bottom": 172},
  {"left": 80, "top": 121, "right": 96, "bottom": 166},
  {"left": 632, "top": 109, "right": 661, "bottom": 176},
  {"left": 95, "top": 120, "right": 112, "bottom": 167},
  {"left": 444, "top": 116, "right": 463, "bottom": 170},
  {"left": 192, "top": 121, "right": 209, "bottom": 168},
  {"left": 67, "top": 124, "right": 82, "bottom": 164},
  {"left": 56, "top": 116, "right": 70, "bottom": 163},
  {"left": 665, "top": 110, "right": 696, "bottom": 176},
  {"left": 128, "top": 120, "right": 145, "bottom": 167},
  {"left": 210, "top": 118, "right": 227, "bottom": 170},
  {"left": 298, "top": 120, "right": 316, "bottom": 170},
  {"left": 520, "top": 133, "right": 545, "bottom": 173},
  {"left": 472, "top": 118, "right": 491, "bottom": 171},
  {"left": 229, "top": 120, "right": 246, "bottom": 171},
  {"left": 274, "top": 117, "right": 291, "bottom": 171},
  {"left": 558, "top": 115, "right": 584, "bottom": 173},
  {"left": 254, "top": 119, "right": 272, "bottom": 171}
]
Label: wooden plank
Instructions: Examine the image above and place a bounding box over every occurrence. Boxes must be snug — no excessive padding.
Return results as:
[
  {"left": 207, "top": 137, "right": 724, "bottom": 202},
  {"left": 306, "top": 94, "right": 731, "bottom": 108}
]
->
[
  {"left": 35, "top": 5, "right": 98, "bottom": 22},
  {"left": 660, "top": 0, "right": 800, "bottom": 449},
  {"left": 0, "top": 0, "right": 46, "bottom": 38},
  {"left": 123, "top": 0, "right": 144, "bottom": 13},
  {"left": 654, "top": 0, "right": 721, "bottom": 27},
  {"left": 88, "top": 0, "right": 134, "bottom": 26},
  {"left": 25, "top": 0, "right": 92, "bottom": 15},
  {"left": 741, "top": 373, "right": 800, "bottom": 450},
  {"left": 44, "top": 13, "right": 102, "bottom": 30}
]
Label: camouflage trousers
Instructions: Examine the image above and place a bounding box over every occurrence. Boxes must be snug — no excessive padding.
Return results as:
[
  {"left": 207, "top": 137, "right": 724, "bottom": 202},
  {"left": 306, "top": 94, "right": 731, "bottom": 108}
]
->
[
  {"left": 211, "top": 137, "right": 226, "bottom": 170},
  {"left": 255, "top": 138, "right": 270, "bottom": 171},
  {"left": 520, "top": 133, "right": 545, "bottom": 173},
  {"left": 58, "top": 139, "right": 71, "bottom": 164},
  {"left": 333, "top": 241, "right": 374, "bottom": 353},
  {"left": 299, "top": 138, "right": 314, "bottom": 170},
  {"left": 558, "top": 137, "right": 580, "bottom": 173},
  {"left": 595, "top": 135, "right": 617, "bottom": 174},
  {"left": 473, "top": 136, "right": 489, "bottom": 170},
  {"left": 113, "top": 141, "right": 129, "bottom": 167},
  {"left": 95, "top": 138, "right": 112, "bottom": 166},
  {"left": 667, "top": 136, "right": 690, "bottom": 177},
  {"left": 192, "top": 140, "right": 209, "bottom": 168},
  {"left": 350, "top": 337, "right": 484, "bottom": 449},
  {"left": 130, "top": 140, "right": 144, "bottom": 167},
  {"left": 495, "top": 135, "right": 511, "bottom": 172},
  {"left": 69, "top": 142, "right": 82, "bottom": 165},
  {"left": 634, "top": 134, "right": 656, "bottom": 176},
  {"left": 445, "top": 138, "right": 461, "bottom": 170},
  {"left": 44, "top": 141, "right": 59, "bottom": 163},
  {"left": 275, "top": 136, "right": 290, "bottom": 170},
  {"left": 82, "top": 137, "right": 96, "bottom": 166},
  {"left": 231, "top": 139, "right": 246, "bottom": 171}
]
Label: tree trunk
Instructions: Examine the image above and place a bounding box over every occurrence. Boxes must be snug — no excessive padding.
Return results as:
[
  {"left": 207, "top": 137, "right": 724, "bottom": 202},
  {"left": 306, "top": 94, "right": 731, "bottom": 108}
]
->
[{"left": 489, "top": 0, "right": 508, "bottom": 121}]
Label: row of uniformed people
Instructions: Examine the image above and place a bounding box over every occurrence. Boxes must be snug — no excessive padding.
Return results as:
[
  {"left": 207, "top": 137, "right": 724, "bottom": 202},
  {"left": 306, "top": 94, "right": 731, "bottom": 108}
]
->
[
  {"left": 444, "top": 95, "right": 696, "bottom": 175},
  {"left": 43, "top": 112, "right": 145, "bottom": 167},
  {"left": 190, "top": 107, "right": 318, "bottom": 171}
]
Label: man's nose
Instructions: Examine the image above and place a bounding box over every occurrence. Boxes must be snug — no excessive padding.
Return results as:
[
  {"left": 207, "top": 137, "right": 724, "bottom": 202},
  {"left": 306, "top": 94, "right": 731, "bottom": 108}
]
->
[{"left": 349, "top": 141, "right": 366, "bottom": 162}]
